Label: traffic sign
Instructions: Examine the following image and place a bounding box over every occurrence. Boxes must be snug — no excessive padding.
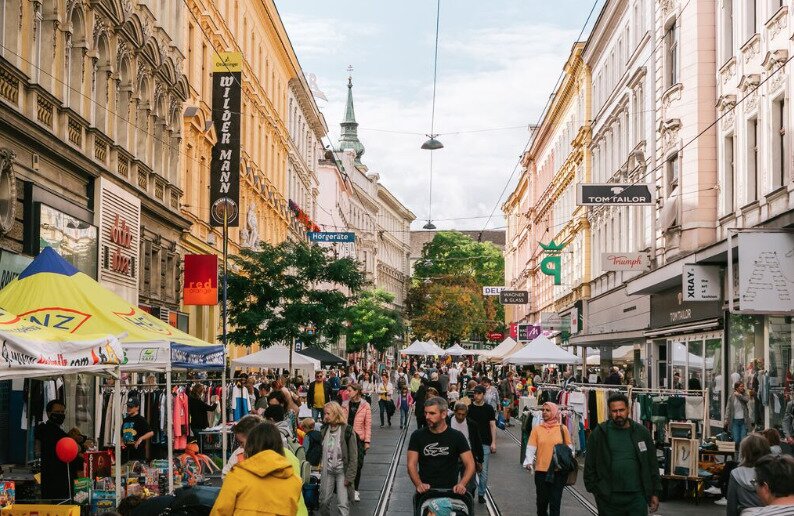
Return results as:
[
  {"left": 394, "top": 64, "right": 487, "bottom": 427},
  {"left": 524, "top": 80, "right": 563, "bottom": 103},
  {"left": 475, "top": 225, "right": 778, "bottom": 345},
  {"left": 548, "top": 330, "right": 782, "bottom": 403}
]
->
[
  {"left": 577, "top": 184, "right": 654, "bottom": 205},
  {"left": 307, "top": 232, "right": 356, "bottom": 243},
  {"left": 482, "top": 286, "right": 506, "bottom": 296},
  {"left": 499, "top": 290, "right": 529, "bottom": 304}
]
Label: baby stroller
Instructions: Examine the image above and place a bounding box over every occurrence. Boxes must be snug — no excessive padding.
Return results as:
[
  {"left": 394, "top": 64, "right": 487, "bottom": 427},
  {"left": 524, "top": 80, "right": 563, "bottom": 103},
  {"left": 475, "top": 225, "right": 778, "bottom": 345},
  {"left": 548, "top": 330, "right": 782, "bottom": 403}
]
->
[{"left": 414, "top": 489, "right": 474, "bottom": 516}]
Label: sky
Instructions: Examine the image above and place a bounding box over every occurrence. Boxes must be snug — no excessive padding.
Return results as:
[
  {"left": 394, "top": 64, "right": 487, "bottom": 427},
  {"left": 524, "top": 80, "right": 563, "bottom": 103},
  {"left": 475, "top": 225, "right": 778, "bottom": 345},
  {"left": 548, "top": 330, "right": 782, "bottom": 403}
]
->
[{"left": 274, "top": 1, "right": 603, "bottom": 231}]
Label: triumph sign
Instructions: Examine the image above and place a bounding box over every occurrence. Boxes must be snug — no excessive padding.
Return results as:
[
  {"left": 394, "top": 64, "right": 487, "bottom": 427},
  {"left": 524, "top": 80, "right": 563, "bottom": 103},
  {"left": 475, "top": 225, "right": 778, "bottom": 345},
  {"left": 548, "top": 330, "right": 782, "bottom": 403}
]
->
[
  {"left": 210, "top": 52, "right": 242, "bottom": 227},
  {"left": 577, "top": 184, "right": 654, "bottom": 206},
  {"left": 601, "top": 252, "right": 651, "bottom": 272}
]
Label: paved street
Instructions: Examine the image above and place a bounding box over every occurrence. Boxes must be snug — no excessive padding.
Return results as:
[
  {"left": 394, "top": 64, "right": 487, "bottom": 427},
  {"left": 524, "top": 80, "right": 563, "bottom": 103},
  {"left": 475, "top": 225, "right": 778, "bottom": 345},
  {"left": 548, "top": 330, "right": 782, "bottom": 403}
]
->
[{"left": 345, "top": 405, "right": 727, "bottom": 516}]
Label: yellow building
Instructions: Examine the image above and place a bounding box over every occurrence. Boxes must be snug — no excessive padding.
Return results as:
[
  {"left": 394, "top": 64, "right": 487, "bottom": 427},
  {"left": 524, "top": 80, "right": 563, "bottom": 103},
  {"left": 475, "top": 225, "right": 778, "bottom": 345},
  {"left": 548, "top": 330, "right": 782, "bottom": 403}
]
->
[
  {"left": 503, "top": 43, "right": 591, "bottom": 337},
  {"left": 179, "top": 0, "right": 321, "bottom": 351}
]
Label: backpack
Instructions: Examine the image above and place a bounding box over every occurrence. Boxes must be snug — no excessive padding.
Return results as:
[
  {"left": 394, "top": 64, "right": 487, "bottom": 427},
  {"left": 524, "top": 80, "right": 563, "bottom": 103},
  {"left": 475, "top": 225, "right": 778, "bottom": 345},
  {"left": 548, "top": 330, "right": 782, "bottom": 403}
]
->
[
  {"left": 305, "top": 431, "right": 323, "bottom": 467},
  {"left": 280, "top": 427, "right": 310, "bottom": 484}
]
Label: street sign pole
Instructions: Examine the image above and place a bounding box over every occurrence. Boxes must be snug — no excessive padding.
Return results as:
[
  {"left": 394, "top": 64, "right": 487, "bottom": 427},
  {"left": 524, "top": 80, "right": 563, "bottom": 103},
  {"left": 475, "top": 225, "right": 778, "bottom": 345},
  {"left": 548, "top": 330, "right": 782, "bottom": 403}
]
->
[{"left": 221, "top": 209, "right": 228, "bottom": 467}]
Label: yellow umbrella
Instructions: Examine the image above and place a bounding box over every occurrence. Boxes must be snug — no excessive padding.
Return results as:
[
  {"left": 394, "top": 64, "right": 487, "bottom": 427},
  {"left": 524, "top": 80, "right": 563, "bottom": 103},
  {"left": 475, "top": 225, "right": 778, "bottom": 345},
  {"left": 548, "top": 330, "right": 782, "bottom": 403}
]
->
[{"left": 0, "top": 247, "right": 221, "bottom": 369}]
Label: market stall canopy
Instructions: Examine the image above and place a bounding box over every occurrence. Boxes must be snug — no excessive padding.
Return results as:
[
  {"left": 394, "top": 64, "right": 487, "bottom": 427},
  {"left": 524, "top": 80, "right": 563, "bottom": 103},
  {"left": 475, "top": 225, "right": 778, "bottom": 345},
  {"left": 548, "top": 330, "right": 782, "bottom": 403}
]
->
[
  {"left": 400, "top": 340, "right": 434, "bottom": 356},
  {"left": 505, "top": 335, "right": 580, "bottom": 365},
  {"left": 0, "top": 307, "right": 123, "bottom": 379},
  {"left": 297, "top": 346, "right": 347, "bottom": 367},
  {"left": 480, "top": 337, "right": 519, "bottom": 361},
  {"left": 232, "top": 345, "right": 318, "bottom": 370},
  {"left": 0, "top": 247, "right": 223, "bottom": 370},
  {"left": 586, "top": 353, "right": 600, "bottom": 365},
  {"left": 443, "top": 343, "right": 469, "bottom": 356}
]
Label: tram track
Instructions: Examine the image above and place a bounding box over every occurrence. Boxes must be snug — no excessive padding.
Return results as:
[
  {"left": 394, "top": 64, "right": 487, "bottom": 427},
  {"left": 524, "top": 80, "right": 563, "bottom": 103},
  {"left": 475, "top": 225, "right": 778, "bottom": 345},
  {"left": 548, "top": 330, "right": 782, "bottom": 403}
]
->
[
  {"left": 502, "top": 425, "right": 598, "bottom": 515},
  {"left": 373, "top": 411, "right": 412, "bottom": 516}
]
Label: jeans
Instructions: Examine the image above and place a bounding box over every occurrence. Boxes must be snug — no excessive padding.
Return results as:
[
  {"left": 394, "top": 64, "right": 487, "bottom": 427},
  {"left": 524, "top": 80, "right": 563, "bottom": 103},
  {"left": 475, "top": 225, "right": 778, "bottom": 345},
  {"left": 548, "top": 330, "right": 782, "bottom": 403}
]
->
[
  {"left": 400, "top": 407, "right": 410, "bottom": 427},
  {"left": 354, "top": 435, "right": 366, "bottom": 490},
  {"left": 478, "top": 444, "right": 491, "bottom": 496},
  {"left": 379, "top": 399, "right": 392, "bottom": 426},
  {"left": 312, "top": 407, "right": 324, "bottom": 421},
  {"left": 319, "top": 469, "right": 349, "bottom": 516},
  {"left": 534, "top": 471, "right": 565, "bottom": 516},
  {"left": 732, "top": 418, "right": 747, "bottom": 445}
]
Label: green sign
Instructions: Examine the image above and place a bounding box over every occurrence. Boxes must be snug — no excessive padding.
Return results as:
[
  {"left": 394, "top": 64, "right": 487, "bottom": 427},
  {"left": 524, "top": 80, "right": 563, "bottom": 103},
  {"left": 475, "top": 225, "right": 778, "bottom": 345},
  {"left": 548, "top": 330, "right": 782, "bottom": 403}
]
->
[{"left": 539, "top": 240, "right": 565, "bottom": 286}]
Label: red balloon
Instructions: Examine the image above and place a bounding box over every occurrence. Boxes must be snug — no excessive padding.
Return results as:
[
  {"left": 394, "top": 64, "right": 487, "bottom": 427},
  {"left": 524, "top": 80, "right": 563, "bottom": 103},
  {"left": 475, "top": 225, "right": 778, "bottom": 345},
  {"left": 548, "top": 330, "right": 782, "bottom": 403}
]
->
[{"left": 55, "top": 437, "right": 79, "bottom": 463}]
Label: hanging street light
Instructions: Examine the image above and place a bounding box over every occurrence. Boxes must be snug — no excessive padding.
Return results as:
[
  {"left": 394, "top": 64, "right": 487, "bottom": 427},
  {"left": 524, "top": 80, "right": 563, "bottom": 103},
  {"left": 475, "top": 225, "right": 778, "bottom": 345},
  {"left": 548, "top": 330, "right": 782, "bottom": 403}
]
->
[
  {"left": 421, "top": 134, "right": 444, "bottom": 150},
  {"left": 423, "top": 220, "right": 437, "bottom": 230}
]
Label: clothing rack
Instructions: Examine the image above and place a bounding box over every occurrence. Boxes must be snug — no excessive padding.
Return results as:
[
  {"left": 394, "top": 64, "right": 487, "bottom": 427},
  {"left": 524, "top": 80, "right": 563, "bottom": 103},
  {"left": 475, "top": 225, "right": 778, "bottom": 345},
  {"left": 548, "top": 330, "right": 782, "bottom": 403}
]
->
[{"left": 628, "top": 386, "right": 711, "bottom": 439}]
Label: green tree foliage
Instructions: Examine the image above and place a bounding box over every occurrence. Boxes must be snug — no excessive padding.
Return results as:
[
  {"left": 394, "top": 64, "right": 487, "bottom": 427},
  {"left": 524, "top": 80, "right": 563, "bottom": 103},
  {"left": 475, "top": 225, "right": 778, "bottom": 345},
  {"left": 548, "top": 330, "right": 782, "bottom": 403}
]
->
[
  {"left": 225, "top": 240, "right": 366, "bottom": 349},
  {"left": 408, "top": 231, "right": 506, "bottom": 341},
  {"left": 346, "top": 289, "right": 403, "bottom": 353}
]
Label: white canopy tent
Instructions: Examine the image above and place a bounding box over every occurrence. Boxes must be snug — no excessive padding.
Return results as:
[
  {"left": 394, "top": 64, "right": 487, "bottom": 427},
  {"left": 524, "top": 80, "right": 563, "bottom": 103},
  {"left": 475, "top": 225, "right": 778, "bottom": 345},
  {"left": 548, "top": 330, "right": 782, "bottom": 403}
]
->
[
  {"left": 401, "top": 340, "right": 444, "bottom": 356},
  {"left": 443, "top": 343, "right": 468, "bottom": 356},
  {"left": 505, "top": 335, "right": 580, "bottom": 365},
  {"left": 232, "top": 345, "right": 320, "bottom": 372},
  {"left": 480, "top": 337, "right": 521, "bottom": 362}
]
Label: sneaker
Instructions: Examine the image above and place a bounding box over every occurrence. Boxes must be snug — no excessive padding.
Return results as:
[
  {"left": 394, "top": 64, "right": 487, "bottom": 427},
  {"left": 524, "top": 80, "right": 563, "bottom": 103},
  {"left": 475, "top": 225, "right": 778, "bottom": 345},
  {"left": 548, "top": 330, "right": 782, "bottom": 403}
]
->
[
  {"left": 704, "top": 486, "right": 722, "bottom": 495},
  {"left": 478, "top": 495, "right": 486, "bottom": 504},
  {"left": 354, "top": 491, "right": 360, "bottom": 502},
  {"left": 714, "top": 497, "right": 728, "bottom": 506}
]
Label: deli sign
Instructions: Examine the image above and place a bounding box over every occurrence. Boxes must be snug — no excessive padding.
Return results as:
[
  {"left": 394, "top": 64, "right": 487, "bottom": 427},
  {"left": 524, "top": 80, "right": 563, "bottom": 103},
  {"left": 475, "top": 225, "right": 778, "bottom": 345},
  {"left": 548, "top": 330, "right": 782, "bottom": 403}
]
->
[{"left": 601, "top": 252, "right": 650, "bottom": 272}]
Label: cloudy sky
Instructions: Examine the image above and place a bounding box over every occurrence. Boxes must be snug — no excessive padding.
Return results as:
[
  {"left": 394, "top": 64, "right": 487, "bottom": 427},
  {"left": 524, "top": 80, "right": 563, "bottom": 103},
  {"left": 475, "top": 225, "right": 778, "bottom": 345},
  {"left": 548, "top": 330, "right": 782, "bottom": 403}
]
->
[{"left": 274, "top": 1, "right": 602, "bottom": 231}]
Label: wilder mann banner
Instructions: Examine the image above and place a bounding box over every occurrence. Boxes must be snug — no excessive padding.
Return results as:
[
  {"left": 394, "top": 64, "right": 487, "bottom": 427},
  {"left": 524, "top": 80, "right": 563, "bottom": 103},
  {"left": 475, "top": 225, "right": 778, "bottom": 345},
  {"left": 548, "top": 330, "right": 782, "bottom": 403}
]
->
[{"left": 210, "top": 52, "right": 242, "bottom": 227}]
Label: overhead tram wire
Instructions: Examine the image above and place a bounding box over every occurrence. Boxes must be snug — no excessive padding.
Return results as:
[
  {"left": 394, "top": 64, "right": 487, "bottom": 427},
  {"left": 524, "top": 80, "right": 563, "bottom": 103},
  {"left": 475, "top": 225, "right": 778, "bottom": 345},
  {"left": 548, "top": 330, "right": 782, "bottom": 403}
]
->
[{"left": 475, "top": 0, "right": 602, "bottom": 241}]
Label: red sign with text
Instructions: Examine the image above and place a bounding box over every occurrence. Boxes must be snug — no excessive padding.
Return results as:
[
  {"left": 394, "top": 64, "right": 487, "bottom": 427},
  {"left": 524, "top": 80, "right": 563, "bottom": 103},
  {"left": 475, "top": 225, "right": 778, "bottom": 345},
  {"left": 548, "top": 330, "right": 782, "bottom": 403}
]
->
[{"left": 183, "top": 255, "right": 218, "bottom": 306}]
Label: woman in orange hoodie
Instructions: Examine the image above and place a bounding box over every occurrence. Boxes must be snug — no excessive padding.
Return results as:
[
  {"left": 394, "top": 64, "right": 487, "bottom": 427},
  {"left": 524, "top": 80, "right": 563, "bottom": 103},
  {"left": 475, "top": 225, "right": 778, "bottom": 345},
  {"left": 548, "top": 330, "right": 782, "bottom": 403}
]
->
[{"left": 210, "top": 422, "right": 302, "bottom": 516}]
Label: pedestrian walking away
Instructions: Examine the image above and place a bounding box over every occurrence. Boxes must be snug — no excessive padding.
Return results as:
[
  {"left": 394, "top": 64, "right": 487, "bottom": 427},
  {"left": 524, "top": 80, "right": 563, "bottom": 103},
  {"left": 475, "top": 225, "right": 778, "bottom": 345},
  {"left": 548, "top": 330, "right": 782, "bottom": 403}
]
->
[
  {"left": 523, "top": 402, "right": 573, "bottom": 516},
  {"left": 726, "top": 433, "right": 771, "bottom": 516},
  {"left": 584, "top": 393, "right": 661, "bottom": 516},
  {"left": 377, "top": 372, "right": 395, "bottom": 427},
  {"left": 447, "top": 402, "right": 484, "bottom": 496},
  {"left": 467, "top": 384, "right": 497, "bottom": 504},
  {"left": 396, "top": 385, "right": 414, "bottom": 429},
  {"left": 342, "top": 383, "right": 372, "bottom": 503},
  {"left": 318, "top": 402, "right": 358, "bottom": 516},
  {"left": 407, "top": 397, "right": 475, "bottom": 500}
]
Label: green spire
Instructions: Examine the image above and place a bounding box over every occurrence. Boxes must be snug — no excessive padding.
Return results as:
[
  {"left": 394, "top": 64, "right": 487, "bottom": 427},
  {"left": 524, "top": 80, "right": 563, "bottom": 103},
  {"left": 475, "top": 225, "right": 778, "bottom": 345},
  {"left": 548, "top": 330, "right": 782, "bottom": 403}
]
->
[{"left": 338, "top": 76, "right": 365, "bottom": 163}]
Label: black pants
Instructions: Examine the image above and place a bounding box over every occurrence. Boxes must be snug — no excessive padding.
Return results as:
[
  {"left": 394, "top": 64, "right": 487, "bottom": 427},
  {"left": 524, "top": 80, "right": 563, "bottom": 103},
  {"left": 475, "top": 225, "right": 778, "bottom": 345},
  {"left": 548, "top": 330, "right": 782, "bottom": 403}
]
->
[
  {"left": 354, "top": 435, "right": 366, "bottom": 489},
  {"left": 379, "top": 399, "right": 392, "bottom": 425},
  {"left": 534, "top": 471, "right": 564, "bottom": 516}
]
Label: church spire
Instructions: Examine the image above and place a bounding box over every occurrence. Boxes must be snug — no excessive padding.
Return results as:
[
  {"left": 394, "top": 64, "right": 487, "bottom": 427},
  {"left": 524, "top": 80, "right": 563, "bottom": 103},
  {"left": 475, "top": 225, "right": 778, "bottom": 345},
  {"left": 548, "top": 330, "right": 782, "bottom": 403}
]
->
[{"left": 338, "top": 69, "right": 365, "bottom": 163}]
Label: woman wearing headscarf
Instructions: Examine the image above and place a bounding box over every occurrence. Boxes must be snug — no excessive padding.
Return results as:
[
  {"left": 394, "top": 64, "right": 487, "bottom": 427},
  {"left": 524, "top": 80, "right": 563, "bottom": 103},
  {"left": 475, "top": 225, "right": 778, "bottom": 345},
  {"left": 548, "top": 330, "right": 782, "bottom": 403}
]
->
[{"left": 522, "top": 402, "right": 573, "bottom": 516}]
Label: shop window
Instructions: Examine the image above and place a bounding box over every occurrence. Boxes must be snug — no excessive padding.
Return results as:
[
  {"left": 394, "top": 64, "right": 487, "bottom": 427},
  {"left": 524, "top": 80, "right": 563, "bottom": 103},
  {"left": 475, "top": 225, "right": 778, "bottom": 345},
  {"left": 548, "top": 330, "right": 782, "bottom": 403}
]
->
[
  {"left": 705, "top": 338, "right": 723, "bottom": 425},
  {"left": 768, "top": 316, "right": 791, "bottom": 431}
]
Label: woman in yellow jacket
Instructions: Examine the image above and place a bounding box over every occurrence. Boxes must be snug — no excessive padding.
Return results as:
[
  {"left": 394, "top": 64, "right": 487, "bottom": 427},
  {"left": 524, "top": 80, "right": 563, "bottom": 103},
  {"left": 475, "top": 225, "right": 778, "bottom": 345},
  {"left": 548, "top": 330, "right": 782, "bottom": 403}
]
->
[{"left": 211, "top": 421, "right": 302, "bottom": 516}]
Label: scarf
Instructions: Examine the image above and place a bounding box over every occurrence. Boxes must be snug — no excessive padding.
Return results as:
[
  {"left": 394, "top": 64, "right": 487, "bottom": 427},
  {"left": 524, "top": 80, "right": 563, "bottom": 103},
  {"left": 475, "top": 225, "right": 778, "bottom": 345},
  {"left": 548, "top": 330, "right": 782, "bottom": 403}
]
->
[{"left": 540, "top": 401, "right": 561, "bottom": 429}]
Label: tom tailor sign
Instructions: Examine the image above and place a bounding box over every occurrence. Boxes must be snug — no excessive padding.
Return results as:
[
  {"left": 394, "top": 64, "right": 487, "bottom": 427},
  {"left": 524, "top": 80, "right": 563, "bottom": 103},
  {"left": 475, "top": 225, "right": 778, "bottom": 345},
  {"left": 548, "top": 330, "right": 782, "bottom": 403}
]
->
[
  {"left": 210, "top": 52, "right": 242, "bottom": 227},
  {"left": 577, "top": 184, "right": 654, "bottom": 206}
]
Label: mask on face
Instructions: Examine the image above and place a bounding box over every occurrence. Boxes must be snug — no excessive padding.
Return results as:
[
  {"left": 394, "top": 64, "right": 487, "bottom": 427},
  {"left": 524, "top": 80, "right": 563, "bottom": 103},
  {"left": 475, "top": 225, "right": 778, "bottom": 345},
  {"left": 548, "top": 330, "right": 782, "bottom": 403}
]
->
[{"left": 49, "top": 413, "right": 65, "bottom": 425}]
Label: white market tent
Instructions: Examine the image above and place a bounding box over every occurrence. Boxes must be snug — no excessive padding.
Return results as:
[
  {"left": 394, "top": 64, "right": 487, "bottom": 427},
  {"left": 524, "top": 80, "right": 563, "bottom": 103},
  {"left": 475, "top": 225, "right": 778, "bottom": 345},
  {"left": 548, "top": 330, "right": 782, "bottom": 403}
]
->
[
  {"left": 505, "top": 335, "right": 580, "bottom": 365},
  {"left": 587, "top": 353, "right": 601, "bottom": 365},
  {"left": 425, "top": 340, "right": 445, "bottom": 355},
  {"left": 401, "top": 340, "right": 444, "bottom": 356},
  {"left": 232, "top": 345, "right": 319, "bottom": 371},
  {"left": 480, "top": 337, "right": 521, "bottom": 362},
  {"left": 443, "top": 343, "right": 468, "bottom": 356}
]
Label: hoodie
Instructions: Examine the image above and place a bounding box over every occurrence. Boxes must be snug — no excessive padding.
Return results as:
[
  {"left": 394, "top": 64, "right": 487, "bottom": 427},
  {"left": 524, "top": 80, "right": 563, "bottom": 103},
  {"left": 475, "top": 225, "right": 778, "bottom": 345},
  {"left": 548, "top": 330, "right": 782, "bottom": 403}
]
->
[
  {"left": 210, "top": 449, "right": 302, "bottom": 516},
  {"left": 727, "top": 466, "right": 762, "bottom": 516}
]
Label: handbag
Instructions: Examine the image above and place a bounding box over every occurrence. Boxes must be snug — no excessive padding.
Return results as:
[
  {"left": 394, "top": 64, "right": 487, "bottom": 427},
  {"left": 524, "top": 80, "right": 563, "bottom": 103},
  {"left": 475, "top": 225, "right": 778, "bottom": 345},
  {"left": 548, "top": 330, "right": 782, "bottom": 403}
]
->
[
  {"left": 496, "top": 412, "right": 506, "bottom": 430},
  {"left": 554, "top": 425, "right": 578, "bottom": 486}
]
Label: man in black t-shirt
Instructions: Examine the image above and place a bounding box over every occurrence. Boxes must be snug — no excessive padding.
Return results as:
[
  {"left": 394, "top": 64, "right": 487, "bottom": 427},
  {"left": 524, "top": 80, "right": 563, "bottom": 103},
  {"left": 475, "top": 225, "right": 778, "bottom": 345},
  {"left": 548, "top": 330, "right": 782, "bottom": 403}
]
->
[
  {"left": 121, "top": 398, "right": 153, "bottom": 463},
  {"left": 468, "top": 385, "right": 497, "bottom": 503},
  {"left": 407, "top": 397, "right": 474, "bottom": 496}
]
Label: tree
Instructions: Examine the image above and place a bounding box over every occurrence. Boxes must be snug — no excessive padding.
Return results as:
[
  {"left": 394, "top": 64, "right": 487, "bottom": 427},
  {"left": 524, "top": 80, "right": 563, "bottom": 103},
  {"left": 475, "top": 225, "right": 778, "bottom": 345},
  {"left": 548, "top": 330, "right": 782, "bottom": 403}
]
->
[
  {"left": 406, "top": 275, "right": 489, "bottom": 344},
  {"left": 226, "top": 240, "right": 366, "bottom": 368},
  {"left": 346, "top": 289, "right": 403, "bottom": 354},
  {"left": 408, "top": 231, "right": 506, "bottom": 341}
]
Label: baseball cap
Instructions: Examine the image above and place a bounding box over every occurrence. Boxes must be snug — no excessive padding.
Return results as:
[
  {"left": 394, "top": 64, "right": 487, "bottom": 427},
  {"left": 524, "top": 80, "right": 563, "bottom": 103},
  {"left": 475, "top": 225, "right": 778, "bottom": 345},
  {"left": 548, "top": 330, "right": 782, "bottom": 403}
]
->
[
  {"left": 473, "top": 385, "right": 486, "bottom": 394},
  {"left": 126, "top": 398, "right": 140, "bottom": 407}
]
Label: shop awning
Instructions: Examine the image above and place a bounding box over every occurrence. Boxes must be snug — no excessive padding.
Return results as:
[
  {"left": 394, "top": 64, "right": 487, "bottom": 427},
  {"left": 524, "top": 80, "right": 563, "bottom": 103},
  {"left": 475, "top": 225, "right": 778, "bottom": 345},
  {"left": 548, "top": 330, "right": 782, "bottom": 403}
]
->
[
  {"left": 297, "top": 346, "right": 347, "bottom": 366},
  {"left": 0, "top": 247, "right": 223, "bottom": 369},
  {"left": 568, "top": 329, "right": 647, "bottom": 346},
  {"left": 0, "top": 307, "right": 124, "bottom": 379}
]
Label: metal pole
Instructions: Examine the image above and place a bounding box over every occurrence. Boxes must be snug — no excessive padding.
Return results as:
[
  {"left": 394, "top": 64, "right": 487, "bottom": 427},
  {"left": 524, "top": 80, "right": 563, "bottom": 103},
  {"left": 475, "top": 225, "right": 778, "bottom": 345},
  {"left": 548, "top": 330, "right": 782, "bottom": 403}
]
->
[
  {"left": 221, "top": 212, "right": 228, "bottom": 467},
  {"left": 289, "top": 336, "right": 294, "bottom": 379},
  {"left": 113, "top": 368, "right": 122, "bottom": 503},
  {"left": 166, "top": 364, "right": 174, "bottom": 494}
]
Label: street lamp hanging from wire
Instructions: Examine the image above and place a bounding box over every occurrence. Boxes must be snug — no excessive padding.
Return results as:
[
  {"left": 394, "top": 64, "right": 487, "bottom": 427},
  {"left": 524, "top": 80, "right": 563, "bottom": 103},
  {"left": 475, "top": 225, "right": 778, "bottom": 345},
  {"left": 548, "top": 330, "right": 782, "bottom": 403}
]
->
[{"left": 422, "top": 0, "right": 442, "bottom": 231}]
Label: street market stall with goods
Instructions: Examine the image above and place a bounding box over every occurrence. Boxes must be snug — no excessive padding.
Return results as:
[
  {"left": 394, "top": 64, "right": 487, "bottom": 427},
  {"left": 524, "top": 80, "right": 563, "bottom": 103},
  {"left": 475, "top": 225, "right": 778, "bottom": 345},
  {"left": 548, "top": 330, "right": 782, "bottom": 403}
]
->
[{"left": 0, "top": 247, "right": 224, "bottom": 510}]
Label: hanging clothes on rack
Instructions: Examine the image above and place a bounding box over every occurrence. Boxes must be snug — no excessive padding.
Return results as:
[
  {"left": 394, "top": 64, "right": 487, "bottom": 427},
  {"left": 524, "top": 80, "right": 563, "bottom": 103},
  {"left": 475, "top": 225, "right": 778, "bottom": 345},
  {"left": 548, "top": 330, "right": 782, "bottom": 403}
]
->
[{"left": 173, "top": 387, "right": 189, "bottom": 451}]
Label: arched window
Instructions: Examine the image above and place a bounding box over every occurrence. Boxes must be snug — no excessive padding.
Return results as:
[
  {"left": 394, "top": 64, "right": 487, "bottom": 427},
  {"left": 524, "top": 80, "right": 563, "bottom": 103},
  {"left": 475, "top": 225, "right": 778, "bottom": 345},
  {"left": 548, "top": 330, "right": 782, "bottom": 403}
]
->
[
  {"left": 93, "top": 34, "right": 111, "bottom": 134},
  {"left": 67, "top": 7, "right": 87, "bottom": 112},
  {"left": 116, "top": 57, "right": 133, "bottom": 150}
]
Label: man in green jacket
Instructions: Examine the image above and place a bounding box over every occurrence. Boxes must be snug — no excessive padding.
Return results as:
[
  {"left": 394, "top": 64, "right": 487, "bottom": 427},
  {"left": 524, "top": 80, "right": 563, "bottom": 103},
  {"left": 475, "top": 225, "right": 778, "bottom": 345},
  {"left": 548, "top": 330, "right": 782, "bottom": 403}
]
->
[{"left": 584, "top": 393, "right": 661, "bottom": 515}]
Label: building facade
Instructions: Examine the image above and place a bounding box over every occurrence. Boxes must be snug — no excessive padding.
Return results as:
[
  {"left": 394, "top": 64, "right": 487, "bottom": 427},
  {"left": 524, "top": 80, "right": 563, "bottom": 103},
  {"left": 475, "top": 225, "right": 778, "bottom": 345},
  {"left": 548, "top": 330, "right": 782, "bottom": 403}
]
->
[{"left": 502, "top": 43, "right": 591, "bottom": 340}]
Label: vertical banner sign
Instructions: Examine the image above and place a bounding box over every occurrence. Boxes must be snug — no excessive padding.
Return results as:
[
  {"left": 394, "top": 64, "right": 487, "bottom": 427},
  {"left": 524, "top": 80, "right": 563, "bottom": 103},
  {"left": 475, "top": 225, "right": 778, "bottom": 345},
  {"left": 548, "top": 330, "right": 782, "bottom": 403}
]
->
[
  {"left": 210, "top": 52, "right": 242, "bottom": 227},
  {"left": 184, "top": 254, "right": 219, "bottom": 305}
]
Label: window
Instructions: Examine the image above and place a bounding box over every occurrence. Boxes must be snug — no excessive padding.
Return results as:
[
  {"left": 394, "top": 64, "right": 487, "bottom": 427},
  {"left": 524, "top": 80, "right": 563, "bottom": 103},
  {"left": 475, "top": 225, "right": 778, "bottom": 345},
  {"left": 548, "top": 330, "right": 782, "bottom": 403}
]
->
[
  {"left": 665, "top": 19, "right": 679, "bottom": 87},
  {"left": 747, "top": 118, "right": 758, "bottom": 202},
  {"left": 745, "top": 1, "right": 757, "bottom": 41},
  {"left": 722, "top": 134, "right": 735, "bottom": 214},
  {"left": 721, "top": 0, "right": 734, "bottom": 62},
  {"left": 666, "top": 153, "right": 679, "bottom": 193},
  {"left": 772, "top": 96, "right": 787, "bottom": 189}
]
